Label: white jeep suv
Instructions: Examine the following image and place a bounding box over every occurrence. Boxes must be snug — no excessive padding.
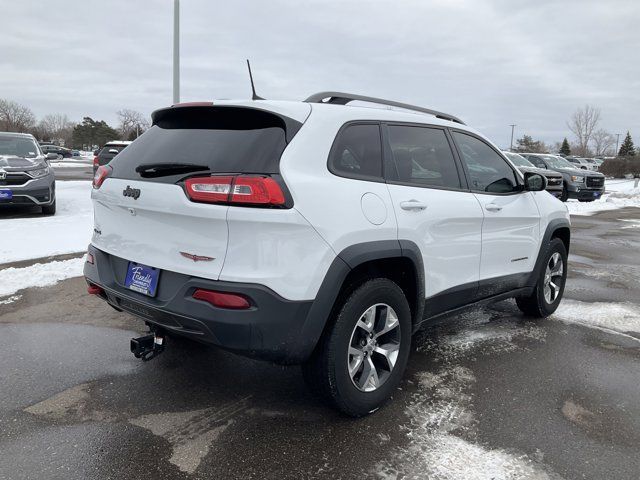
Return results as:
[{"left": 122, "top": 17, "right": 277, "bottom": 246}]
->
[{"left": 84, "top": 93, "right": 570, "bottom": 416}]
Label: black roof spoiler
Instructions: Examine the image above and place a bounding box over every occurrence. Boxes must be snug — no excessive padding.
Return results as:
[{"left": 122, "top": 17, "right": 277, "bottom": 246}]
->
[{"left": 304, "top": 91, "right": 465, "bottom": 125}]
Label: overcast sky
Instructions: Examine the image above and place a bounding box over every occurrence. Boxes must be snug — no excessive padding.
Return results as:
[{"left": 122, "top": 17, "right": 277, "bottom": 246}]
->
[{"left": 1, "top": 0, "right": 638, "bottom": 148}]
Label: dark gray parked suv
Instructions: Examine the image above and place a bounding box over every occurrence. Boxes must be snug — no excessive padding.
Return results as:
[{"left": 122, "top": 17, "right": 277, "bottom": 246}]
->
[
  {"left": 521, "top": 153, "right": 605, "bottom": 202},
  {"left": 0, "top": 132, "right": 57, "bottom": 215}
]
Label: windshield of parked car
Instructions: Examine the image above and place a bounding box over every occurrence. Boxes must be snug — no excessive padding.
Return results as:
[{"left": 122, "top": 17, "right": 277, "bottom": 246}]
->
[
  {"left": 540, "top": 155, "right": 573, "bottom": 169},
  {"left": 504, "top": 152, "right": 535, "bottom": 167},
  {"left": 0, "top": 135, "right": 41, "bottom": 159}
]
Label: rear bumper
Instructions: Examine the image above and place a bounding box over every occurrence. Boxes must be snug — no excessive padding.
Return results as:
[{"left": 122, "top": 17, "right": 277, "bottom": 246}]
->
[{"left": 83, "top": 245, "right": 319, "bottom": 364}]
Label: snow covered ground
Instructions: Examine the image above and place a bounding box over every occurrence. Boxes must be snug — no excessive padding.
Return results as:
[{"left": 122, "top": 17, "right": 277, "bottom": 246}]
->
[
  {"left": 0, "top": 181, "right": 92, "bottom": 299},
  {"left": 0, "top": 181, "right": 93, "bottom": 263},
  {"left": 0, "top": 257, "right": 86, "bottom": 297},
  {"left": 566, "top": 178, "right": 640, "bottom": 215}
]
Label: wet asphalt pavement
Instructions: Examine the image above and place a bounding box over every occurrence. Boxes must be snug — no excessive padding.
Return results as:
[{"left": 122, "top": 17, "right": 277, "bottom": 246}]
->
[{"left": 0, "top": 208, "right": 639, "bottom": 479}]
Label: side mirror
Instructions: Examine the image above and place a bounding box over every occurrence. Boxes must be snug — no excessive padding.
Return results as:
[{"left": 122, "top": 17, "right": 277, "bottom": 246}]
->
[
  {"left": 524, "top": 172, "right": 547, "bottom": 192},
  {"left": 45, "top": 153, "right": 58, "bottom": 161}
]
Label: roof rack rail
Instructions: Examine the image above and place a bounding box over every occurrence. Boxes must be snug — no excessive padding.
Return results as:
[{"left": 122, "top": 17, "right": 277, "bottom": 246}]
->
[{"left": 304, "top": 91, "right": 465, "bottom": 125}]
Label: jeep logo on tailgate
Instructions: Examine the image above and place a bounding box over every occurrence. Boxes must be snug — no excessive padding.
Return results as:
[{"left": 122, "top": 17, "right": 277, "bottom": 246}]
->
[{"left": 123, "top": 185, "right": 141, "bottom": 199}]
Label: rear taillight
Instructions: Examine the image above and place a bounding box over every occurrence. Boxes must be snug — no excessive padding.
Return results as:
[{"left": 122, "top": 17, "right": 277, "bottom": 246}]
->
[
  {"left": 93, "top": 165, "right": 112, "bottom": 189},
  {"left": 184, "top": 175, "right": 286, "bottom": 206},
  {"left": 93, "top": 156, "right": 99, "bottom": 168},
  {"left": 192, "top": 288, "right": 251, "bottom": 309}
]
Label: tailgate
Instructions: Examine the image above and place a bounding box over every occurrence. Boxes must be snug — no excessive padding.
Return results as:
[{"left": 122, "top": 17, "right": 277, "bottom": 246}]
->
[{"left": 91, "top": 178, "right": 228, "bottom": 280}]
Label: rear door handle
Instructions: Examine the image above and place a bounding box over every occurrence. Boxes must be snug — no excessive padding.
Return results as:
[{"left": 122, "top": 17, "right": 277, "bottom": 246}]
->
[
  {"left": 485, "top": 203, "right": 502, "bottom": 212},
  {"left": 400, "top": 200, "right": 428, "bottom": 211}
]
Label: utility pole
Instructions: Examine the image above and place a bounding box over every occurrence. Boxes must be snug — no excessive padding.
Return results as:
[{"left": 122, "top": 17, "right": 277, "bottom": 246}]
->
[
  {"left": 173, "top": 0, "right": 180, "bottom": 104},
  {"left": 615, "top": 133, "right": 621, "bottom": 156},
  {"left": 509, "top": 124, "right": 516, "bottom": 151}
]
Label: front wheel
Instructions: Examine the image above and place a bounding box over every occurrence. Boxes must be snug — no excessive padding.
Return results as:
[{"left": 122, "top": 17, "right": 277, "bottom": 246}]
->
[
  {"left": 516, "top": 238, "right": 567, "bottom": 317},
  {"left": 42, "top": 198, "right": 56, "bottom": 215},
  {"left": 302, "top": 278, "right": 412, "bottom": 417},
  {"left": 560, "top": 186, "right": 569, "bottom": 202}
]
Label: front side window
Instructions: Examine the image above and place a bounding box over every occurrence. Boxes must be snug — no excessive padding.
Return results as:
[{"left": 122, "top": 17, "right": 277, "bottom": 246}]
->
[
  {"left": 329, "top": 124, "right": 382, "bottom": 180},
  {"left": 453, "top": 132, "right": 519, "bottom": 193},
  {"left": 387, "top": 125, "right": 461, "bottom": 189}
]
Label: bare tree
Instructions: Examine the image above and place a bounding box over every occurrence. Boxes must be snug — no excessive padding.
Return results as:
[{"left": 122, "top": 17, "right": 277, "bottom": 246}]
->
[
  {"left": 567, "top": 105, "right": 600, "bottom": 156},
  {"left": 0, "top": 98, "right": 36, "bottom": 132},
  {"left": 38, "top": 113, "right": 74, "bottom": 144},
  {"left": 117, "top": 109, "right": 149, "bottom": 140},
  {"left": 591, "top": 129, "right": 615, "bottom": 156}
]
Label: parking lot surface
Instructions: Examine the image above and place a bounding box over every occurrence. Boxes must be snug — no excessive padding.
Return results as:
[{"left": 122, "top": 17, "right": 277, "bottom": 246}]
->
[{"left": 1, "top": 208, "right": 639, "bottom": 479}]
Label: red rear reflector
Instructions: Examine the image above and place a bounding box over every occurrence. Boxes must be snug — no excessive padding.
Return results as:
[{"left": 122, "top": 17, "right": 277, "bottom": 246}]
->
[
  {"left": 93, "top": 165, "right": 112, "bottom": 189},
  {"left": 184, "top": 175, "right": 285, "bottom": 206},
  {"left": 192, "top": 289, "right": 251, "bottom": 310},
  {"left": 87, "top": 284, "right": 103, "bottom": 295}
]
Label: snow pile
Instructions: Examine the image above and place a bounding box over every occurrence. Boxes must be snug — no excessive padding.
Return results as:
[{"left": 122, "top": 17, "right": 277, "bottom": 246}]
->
[
  {"left": 0, "top": 257, "right": 85, "bottom": 297},
  {"left": 0, "top": 295, "right": 21, "bottom": 305},
  {"left": 374, "top": 365, "right": 557, "bottom": 480},
  {"left": 567, "top": 179, "right": 640, "bottom": 215},
  {"left": 416, "top": 308, "right": 546, "bottom": 359},
  {"left": 553, "top": 299, "right": 640, "bottom": 336},
  {"left": 607, "top": 187, "right": 640, "bottom": 199},
  {"left": 50, "top": 161, "right": 91, "bottom": 169},
  {"left": 0, "top": 181, "right": 93, "bottom": 264},
  {"left": 375, "top": 311, "right": 555, "bottom": 479}
]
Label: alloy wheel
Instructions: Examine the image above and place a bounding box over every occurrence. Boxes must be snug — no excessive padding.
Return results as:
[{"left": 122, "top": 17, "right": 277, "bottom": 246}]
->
[
  {"left": 543, "top": 252, "right": 564, "bottom": 304},
  {"left": 347, "top": 303, "right": 401, "bottom": 392}
]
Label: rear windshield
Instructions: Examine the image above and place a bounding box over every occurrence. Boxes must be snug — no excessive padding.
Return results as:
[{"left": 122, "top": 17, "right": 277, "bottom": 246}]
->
[{"left": 109, "top": 106, "right": 297, "bottom": 183}]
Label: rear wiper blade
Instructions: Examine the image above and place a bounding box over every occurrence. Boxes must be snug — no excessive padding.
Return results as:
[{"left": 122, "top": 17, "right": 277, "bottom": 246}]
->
[{"left": 135, "top": 163, "right": 210, "bottom": 178}]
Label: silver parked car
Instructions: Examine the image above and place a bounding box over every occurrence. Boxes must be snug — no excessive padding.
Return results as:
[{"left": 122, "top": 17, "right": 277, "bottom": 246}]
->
[{"left": 0, "top": 132, "right": 57, "bottom": 215}]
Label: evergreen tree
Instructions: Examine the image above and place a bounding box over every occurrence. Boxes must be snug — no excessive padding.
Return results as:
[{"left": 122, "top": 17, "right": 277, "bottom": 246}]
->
[
  {"left": 618, "top": 131, "right": 636, "bottom": 157},
  {"left": 71, "top": 117, "right": 120, "bottom": 149},
  {"left": 559, "top": 137, "right": 571, "bottom": 156},
  {"left": 514, "top": 134, "right": 547, "bottom": 153}
]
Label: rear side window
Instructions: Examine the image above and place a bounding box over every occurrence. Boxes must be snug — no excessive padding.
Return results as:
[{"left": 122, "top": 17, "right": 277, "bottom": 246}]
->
[
  {"left": 387, "top": 125, "right": 461, "bottom": 189},
  {"left": 329, "top": 124, "right": 383, "bottom": 181},
  {"left": 453, "top": 132, "right": 519, "bottom": 194},
  {"left": 109, "top": 106, "right": 296, "bottom": 183},
  {"left": 98, "top": 145, "right": 126, "bottom": 163}
]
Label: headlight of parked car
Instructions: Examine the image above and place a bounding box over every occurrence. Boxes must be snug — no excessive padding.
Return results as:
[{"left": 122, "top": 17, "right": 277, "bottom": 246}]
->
[
  {"left": 570, "top": 175, "right": 584, "bottom": 183},
  {"left": 28, "top": 166, "right": 50, "bottom": 178}
]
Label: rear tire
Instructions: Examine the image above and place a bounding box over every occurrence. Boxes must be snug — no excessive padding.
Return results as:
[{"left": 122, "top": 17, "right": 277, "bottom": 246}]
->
[
  {"left": 302, "top": 278, "right": 412, "bottom": 417},
  {"left": 516, "top": 238, "right": 567, "bottom": 318}
]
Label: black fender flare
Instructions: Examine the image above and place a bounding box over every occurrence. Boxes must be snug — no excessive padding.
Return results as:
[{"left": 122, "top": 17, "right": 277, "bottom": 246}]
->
[
  {"left": 294, "top": 240, "right": 425, "bottom": 361},
  {"left": 527, "top": 218, "right": 571, "bottom": 286}
]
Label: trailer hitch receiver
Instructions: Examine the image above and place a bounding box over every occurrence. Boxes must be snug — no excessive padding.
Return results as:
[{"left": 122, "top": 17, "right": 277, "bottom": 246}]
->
[{"left": 131, "top": 333, "right": 165, "bottom": 361}]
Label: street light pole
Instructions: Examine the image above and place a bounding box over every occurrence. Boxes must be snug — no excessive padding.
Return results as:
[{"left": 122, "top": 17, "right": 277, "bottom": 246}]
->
[
  {"left": 173, "top": 0, "right": 180, "bottom": 104},
  {"left": 509, "top": 124, "right": 516, "bottom": 151},
  {"left": 615, "top": 133, "right": 621, "bottom": 156}
]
